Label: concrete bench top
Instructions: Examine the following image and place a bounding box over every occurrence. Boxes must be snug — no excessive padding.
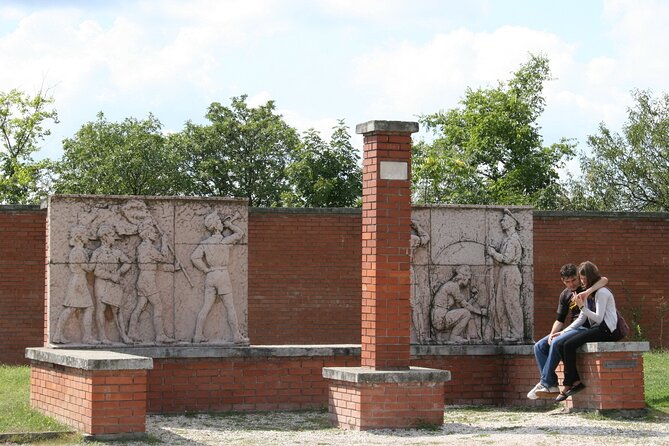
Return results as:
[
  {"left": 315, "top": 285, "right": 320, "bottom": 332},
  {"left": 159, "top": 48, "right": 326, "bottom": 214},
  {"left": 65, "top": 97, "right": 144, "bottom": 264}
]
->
[
  {"left": 28, "top": 342, "right": 650, "bottom": 366},
  {"left": 322, "top": 366, "right": 451, "bottom": 384},
  {"left": 44, "top": 344, "right": 361, "bottom": 359},
  {"left": 412, "top": 341, "right": 650, "bottom": 356},
  {"left": 26, "top": 347, "right": 153, "bottom": 370}
]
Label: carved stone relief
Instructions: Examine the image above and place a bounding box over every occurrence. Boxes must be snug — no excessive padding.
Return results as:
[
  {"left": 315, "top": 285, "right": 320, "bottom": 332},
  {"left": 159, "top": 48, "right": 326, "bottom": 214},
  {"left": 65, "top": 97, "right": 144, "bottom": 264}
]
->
[
  {"left": 410, "top": 205, "right": 533, "bottom": 345},
  {"left": 46, "top": 195, "right": 249, "bottom": 346}
]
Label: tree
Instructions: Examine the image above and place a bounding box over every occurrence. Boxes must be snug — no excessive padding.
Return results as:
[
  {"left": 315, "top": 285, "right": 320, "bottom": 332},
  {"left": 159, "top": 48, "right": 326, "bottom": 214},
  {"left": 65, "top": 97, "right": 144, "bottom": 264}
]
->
[
  {"left": 570, "top": 89, "right": 669, "bottom": 211},
  {"left": 283, "top": 120, "right": 362, "bottom": 207},
  {"left": 412, "top": 55, "right": 576, "bottom": 209},
  {"left": 177, "top": 96, "right": 300, "bottom": 207},
  {"left": 0, "top": 88, "right": 58, "bottom": 204},
  {"left": 53, "top": 112, "right": 183, "bottom": 195}
]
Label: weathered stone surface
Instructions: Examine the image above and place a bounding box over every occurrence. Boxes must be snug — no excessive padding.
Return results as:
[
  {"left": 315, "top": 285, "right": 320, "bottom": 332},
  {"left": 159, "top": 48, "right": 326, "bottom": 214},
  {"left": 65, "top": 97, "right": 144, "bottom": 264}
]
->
[
  {"left": 322, "top": 366, "right": 451, "bottom": 383},
  {"left": 410, "top": 205, "right": 534, "bottom": 345},
  {"left": 355, "top": 120, "right": 419, "bottom": 135},
  {"left": 579, "top": 341, "right": 650, "bottom": 353},
  {"left": 26, "top": 347, "right": 152, "bottom": 370},
  {"left": 46, "top": 195, "right": 248, "bottom": 347}
]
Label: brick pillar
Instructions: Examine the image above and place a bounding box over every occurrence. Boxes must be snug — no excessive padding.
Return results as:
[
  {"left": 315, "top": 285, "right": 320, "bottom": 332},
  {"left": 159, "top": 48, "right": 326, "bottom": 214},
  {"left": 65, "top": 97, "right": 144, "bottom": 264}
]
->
[
  {"left": 323, "top": 120, "right": 450, "bottom": 430},
  {"left": 358, "top": 120, "right": 418, "bottom": 370}
]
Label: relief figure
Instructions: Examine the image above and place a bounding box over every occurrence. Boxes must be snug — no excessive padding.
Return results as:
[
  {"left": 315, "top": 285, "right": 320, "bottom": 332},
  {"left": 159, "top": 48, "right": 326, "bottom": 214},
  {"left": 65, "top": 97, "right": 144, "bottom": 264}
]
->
[
  {"left": 52, "top": 225, "right": 97, "bottom": 344},
  {"left": 410, "top": 219, "right": 430, "bottom": 344},
  {"left": 127, "top": 221, "right": 177, "bottom": 343},
  {"left": 487, "top": 209, "right": 524, "bottom": 343},
  {"left": 431, "top": 265, "right": 488, "bottom": 343},
  {"left": 191, "top": 211, "right": 248, "bottom": 344},
  {"left": 91, "top": 224, "right": 132, "bottom": 344}
]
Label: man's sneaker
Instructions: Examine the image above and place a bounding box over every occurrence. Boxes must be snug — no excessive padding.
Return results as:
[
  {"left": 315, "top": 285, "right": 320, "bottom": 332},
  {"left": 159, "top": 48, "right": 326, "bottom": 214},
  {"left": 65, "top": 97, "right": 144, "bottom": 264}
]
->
[
  {"left": 527, "top": 382, "right": 542, "bottom": 400},
  {"left": 535, "top": 384, "right": 560, "bottom": 398}
]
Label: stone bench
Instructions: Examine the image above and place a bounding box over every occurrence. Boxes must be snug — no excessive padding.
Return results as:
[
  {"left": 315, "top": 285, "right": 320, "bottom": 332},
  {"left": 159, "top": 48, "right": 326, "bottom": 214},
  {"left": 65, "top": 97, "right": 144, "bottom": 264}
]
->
[
  {"left": 25, "top": 341, "right": 650, "bottom": 439},
  {"left": 563, "top": 341, "right": 650, "bottom": 412},
  {"left": 26, "top": 348, "right": 153, "bottom": 440},
  {"left": 412, "top": 341, "right": 651, "bottom": 410}
]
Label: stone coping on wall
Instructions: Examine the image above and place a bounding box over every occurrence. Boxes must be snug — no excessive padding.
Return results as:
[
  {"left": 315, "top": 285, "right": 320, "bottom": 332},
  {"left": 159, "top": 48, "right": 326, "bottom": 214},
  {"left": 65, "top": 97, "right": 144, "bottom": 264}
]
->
[
  {"left": 250, "top": 207, "right": 361, "bottom": 215},
  {"left": 322, "top": 366, "right": 451, "bottom": 384},
  {"left": 0, "top": 204, "right": 43, "bottom": 212},
  {"left": 42, "top": 344, "right": 362, "bottom": 359},
  {"left": 45, "top": 194, "right": 248, "bottom": 205},
  {"left": 28, "top": 342, "right": 649, "bottom": 366},
  {"left": 534, "top": 210, "right": 669, "bottom": 220},
  {"left": 413, "top": 342, "right": 650, "bottom": 356},
  {"left": 579, "top": 341, "right": 650, "bottom": 353},
  {"left": 26, "top": 347, "right": 153, "bottom": 370}
]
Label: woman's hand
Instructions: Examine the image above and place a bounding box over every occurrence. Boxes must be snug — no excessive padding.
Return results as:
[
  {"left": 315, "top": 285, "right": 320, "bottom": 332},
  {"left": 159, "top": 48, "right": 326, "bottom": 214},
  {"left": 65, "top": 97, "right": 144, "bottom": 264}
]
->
[{"left": 548, "top": 331, "right": 562, "bottom": 345}]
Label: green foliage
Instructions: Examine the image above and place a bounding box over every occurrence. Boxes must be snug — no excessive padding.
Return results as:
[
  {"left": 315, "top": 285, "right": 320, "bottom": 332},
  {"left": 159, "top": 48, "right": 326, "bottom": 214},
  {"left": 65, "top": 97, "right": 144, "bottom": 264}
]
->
[
  {"left": 283, "top": 120, "right": 361, "bottom": 207},
  {"left": 644, "top": 350, "right": 669, "bottom": 412},
  {"left": 569, "top": 89, "right": 669, "bottom": 211},
  {"left": 53, "top": 112, "right": 182, "bottom": 195},
  {"left": 0, "top": 364, "right": 68, "bottom": 433},
  {"left": 176, "top": 95, "right": 300, "bottom": 207},
  {"left": 0, "top": 88, "right": 58, "bottom": 204},
  {"left": 413, "top": 55, "right": 576, "bottom": 208}
]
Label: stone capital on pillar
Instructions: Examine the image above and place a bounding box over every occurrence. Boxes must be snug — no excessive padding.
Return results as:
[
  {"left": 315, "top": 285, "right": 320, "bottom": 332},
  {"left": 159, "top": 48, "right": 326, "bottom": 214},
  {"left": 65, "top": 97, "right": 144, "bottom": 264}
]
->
[{"left": 355, "top": 120, "right": 419, "bottom": 135}]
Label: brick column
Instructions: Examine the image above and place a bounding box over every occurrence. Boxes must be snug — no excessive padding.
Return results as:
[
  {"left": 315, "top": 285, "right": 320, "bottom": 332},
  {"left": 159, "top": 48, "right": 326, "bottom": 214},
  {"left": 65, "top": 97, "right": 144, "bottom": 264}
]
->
[
  {"left": 358, "top": 120, "right": 418, "bottom": 370},
  {"left": 323, "top": 120, "right": 450, "bottom": 430}
]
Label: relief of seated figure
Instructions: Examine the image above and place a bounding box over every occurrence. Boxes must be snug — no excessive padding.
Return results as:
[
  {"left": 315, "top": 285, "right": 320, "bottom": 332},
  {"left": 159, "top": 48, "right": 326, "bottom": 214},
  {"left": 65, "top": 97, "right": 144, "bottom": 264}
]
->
[{"left": 431, "top": 265, "right": 488, "bottom": 343}]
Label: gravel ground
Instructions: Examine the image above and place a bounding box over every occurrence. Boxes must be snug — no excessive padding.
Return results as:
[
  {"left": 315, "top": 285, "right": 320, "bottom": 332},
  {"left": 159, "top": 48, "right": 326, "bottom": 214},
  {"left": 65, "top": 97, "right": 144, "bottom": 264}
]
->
[
  {"left": 5, "top": 406, "right": 668, "bottom": 445},
  {"left": 100, "top": 405, "right": 669, "bottom": 446}
]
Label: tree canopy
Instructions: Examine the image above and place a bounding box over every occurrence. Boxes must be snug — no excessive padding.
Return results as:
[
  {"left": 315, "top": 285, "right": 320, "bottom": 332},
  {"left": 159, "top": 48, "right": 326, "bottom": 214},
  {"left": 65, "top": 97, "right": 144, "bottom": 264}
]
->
[
  {"left": 53, "top": 112, "right": 182, "bottom": 195},
  {"left": 412, "top": 54, "right": 576, "bottom": 209},
  {"left": 0, "top": 88, "right": 58, "bottom": 204},
  {"left": 176, "top": 95, "right": 300, "bottom": 207},
  {"left": 567, "top": 89, "right": 669, "bottom": 211},
  {"left": 283, "top": 120, "right": 361, "bottom": 207}
]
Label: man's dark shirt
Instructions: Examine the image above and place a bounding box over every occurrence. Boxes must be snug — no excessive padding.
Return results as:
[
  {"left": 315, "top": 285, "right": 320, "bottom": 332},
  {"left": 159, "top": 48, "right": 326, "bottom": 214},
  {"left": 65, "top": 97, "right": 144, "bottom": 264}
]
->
[{"left": 556, "top": 286, "right": 585, "bottom": 324}]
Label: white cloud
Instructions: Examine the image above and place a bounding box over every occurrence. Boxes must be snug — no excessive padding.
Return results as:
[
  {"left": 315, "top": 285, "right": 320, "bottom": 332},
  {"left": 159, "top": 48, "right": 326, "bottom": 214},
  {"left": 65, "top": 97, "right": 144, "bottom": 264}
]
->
[
  {"left": 603, "top": 0, "right": 669, "bottom": 91},
  {"left": 282, "top": 109, "right": 340, "bottom": 139},
  {"left": 318, "top": 0, "right": 407, "bottom": 20},
  {"left": 0, "top": 5, "right": 25, "bottom": 21},
  {"left": 351, "top": 26, "right": 578, "bottom": 119}
]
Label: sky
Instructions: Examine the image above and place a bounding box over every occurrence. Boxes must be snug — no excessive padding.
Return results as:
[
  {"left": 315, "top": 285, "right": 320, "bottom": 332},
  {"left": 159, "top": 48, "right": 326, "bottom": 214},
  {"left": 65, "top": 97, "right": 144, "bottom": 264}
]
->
[{"left": 2, "top": 0, "right": 669, "bottom": 177}]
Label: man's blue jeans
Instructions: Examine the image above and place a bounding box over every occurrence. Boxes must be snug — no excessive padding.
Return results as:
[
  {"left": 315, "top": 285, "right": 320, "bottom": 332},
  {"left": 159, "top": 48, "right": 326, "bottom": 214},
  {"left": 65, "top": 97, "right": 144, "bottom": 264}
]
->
[{"left": 533, "top": 327, "right": 587, "bottom": 387}]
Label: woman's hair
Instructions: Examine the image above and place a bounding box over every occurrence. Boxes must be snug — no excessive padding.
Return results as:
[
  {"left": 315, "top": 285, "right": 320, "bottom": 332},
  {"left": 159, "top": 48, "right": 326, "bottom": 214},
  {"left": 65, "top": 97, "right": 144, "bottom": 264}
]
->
[{"left": 578, "top": 261, "right": 601, "bottom": 287}]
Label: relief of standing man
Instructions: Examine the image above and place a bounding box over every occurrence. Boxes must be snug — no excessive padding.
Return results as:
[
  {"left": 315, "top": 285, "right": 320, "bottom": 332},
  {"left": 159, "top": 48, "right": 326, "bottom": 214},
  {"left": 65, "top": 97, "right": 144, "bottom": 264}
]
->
[{"left": 191, "top": 211, "right": 249, "bottom": 344}]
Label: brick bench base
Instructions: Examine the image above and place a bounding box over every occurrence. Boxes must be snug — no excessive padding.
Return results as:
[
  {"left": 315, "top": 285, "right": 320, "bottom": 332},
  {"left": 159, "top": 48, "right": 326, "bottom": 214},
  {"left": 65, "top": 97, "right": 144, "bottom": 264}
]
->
[
  {"left": 26, "top": 348, "right": 152, "bottom": 440},
  {"left": 561, "top": 342, "right": 648, "bottom": 411},
  {"left": 323, "top": 367, "right": 450, "bottom": 430},
  {"left": 25, "top": 342, "right": 648, "bottom": 437}
]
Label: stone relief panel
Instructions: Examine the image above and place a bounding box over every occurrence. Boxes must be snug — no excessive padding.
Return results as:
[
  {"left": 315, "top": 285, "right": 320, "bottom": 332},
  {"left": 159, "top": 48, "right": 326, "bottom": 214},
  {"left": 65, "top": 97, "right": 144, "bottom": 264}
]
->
[
  {"left": 47, "top": 195, "right": 248, "bottom": 347},
  {"left": 410, "top": 205, "right": 533, "bottom": 345}
]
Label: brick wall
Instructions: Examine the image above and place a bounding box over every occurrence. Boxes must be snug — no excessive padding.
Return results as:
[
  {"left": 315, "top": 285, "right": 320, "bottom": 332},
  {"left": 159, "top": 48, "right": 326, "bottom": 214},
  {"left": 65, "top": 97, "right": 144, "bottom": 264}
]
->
[
  {"left": 533, "top": 211, "right": 669, "bottom": 348},
  {"left": 2, "top": 207, "right": 669, "bottom": 366},
  {"left": 147, "top": 355, "right": 359, "bottom": 413},
  {"left": 0, "top": 206, "right": 46, "bottom": 364},
  {"left": 248, "top": 209, "right": 361, "bottom": 345}
]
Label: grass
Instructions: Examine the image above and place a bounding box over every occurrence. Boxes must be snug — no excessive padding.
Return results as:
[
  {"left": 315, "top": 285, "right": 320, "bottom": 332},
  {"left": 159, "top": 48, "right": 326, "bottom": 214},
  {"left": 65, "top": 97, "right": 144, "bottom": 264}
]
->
[
  {"left": 0, "top": 364, "right": 70, "bottom": 435},
  {"left": 644, "top": 350, "right": 669, "bottom": 413}
]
